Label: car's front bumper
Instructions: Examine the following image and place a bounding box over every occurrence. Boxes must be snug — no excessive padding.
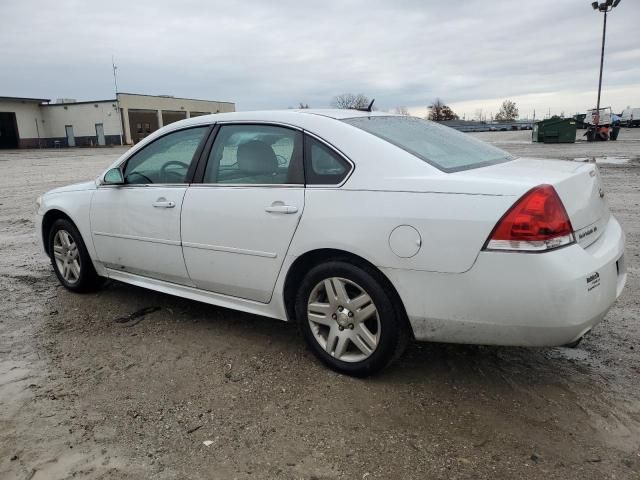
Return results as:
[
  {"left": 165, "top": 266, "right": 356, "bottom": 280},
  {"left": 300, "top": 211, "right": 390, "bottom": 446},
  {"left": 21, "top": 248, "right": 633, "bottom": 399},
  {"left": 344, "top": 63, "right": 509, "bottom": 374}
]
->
[
  {"left": 383, "top": 215, "right": 626, "bottom": 347},
  {"left": 35, "top": 210, "right": 45, "bottom": 254}
]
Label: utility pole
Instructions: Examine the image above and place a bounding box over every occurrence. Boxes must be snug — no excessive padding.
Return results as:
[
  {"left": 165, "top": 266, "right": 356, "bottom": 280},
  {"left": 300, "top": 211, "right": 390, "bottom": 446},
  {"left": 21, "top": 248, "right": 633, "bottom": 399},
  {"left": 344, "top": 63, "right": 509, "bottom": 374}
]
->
[
  {"left": 591, "top": 0, "right": 621, "bottom": 129},
  {"left": 112, "top": 56, "right": 123, "bottom": 146},
  {"left": 595, "top": 9, "right": 607, "bottom": 125}
]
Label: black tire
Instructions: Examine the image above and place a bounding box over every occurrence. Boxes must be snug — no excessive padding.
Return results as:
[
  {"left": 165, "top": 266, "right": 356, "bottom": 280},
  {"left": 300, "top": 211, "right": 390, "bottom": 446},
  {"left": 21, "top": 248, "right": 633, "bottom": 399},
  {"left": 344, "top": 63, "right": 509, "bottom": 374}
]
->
[
  {"left": 563, "top": 337, "right": 582, "bottom": 349},
  {"left": 48, "top": 218, "right": 102, "bottom": 292},
  {"left": 295, "top": 260, "right": 409, "bottom": 376}
]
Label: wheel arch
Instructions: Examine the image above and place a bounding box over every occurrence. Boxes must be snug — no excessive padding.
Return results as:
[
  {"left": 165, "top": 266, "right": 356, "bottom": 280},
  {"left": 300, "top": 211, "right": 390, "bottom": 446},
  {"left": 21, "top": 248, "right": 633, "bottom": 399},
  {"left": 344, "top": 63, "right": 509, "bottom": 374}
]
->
[
  {"left": 282, "top": 248, "right": 414, "bottom": 339},
  {"left": 41, "top": 208, "right": 76, "bottom": 256}
]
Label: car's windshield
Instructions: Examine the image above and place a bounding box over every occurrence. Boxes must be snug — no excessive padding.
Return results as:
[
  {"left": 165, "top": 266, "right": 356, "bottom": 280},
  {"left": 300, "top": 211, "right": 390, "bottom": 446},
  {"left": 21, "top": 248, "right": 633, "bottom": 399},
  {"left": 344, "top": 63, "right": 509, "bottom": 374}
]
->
[{"left": 343, "top": 116, "right": 514, "bottom": 172}]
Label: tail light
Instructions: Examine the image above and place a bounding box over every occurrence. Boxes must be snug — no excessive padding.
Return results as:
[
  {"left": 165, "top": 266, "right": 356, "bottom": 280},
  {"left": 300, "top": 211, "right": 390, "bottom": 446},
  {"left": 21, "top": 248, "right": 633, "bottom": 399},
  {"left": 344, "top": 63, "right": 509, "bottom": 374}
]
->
[{"left": 484, "top": 184, "right": 575, "bottom": 252}]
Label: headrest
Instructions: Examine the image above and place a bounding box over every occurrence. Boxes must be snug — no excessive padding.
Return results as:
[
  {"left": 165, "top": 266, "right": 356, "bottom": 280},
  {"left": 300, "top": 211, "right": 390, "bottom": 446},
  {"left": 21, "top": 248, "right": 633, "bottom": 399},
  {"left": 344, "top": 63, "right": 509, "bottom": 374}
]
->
[{"left": 237, "top": 140, "right": 278, "bottom": 175}]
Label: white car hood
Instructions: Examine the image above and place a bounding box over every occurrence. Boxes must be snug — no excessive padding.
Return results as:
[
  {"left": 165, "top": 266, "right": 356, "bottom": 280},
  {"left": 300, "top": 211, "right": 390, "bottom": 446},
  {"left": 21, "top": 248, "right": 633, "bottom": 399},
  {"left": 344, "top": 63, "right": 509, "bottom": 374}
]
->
[{"left": 45, "top": 180, "right": 96, "bottom": 196}]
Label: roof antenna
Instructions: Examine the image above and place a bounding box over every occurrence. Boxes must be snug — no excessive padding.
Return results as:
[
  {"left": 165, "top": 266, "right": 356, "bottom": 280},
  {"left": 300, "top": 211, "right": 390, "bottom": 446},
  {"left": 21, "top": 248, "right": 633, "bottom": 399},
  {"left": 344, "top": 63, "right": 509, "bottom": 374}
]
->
[
  {"left": 366, "top": 98, "right": 375, "bottom": 112},
  {"left": 354, "top": 98, "right": 375, "bottom": 113}
]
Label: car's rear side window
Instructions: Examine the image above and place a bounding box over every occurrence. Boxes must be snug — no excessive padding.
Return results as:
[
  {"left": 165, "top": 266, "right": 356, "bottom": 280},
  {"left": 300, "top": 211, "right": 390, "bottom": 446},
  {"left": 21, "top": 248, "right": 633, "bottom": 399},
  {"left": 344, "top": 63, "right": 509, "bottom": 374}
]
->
[
  {"left": 304, "top": 136, "right": 351, "bottom": 185},
  {"left": 203, "top": 124, "right": 303, "bottom": 184},
  {"left": 343, "top": 116, "right": 513, "bottom": 172}
]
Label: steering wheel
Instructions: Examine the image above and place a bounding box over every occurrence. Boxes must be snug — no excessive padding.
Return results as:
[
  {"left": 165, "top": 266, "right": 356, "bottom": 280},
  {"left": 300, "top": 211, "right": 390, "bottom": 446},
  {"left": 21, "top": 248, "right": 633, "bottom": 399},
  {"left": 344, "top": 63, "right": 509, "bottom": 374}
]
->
[
  {"left": 125, "top": 171, "right": 153, "bottom": 184},
  {"left": 160, "top": 161, "right": 190, "bottom": 182}
]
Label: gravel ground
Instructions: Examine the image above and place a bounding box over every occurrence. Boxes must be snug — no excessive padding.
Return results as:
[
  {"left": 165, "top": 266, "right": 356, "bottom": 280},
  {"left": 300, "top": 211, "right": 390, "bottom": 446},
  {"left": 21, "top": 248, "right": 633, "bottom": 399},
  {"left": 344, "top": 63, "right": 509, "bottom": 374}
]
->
[{"left": 1, "top": 129, "right": 639, "bottom": 479}]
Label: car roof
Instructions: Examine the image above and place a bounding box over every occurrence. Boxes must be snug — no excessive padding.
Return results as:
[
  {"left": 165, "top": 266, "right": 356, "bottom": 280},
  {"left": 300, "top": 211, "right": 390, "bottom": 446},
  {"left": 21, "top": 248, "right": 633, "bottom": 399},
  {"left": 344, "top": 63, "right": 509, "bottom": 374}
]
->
[
  {"left": 114, "top": 108, "right": 402, "bottom": 164},
  {"left": 188, "top": 108, "right": 396, "bottom": 123},
  {"left": 152, "top": 109, "right": 401, "bottom": 143},
  {"left": 108, "top": 108, "right": 441, "bottom": 192},
  {"left": 293, "top": 109, "right": 396, "bottom": 120}
]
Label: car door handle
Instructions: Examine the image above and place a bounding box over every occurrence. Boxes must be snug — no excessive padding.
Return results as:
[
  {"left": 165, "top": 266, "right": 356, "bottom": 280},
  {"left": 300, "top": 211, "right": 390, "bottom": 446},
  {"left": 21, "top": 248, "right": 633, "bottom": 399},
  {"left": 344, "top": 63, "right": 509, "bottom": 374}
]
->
[
  {"left": 265, "top": 203, "right": 298, "bottom": 214},
  {"left": 152, "top": 200, "right": 176, "bottom": 208}
]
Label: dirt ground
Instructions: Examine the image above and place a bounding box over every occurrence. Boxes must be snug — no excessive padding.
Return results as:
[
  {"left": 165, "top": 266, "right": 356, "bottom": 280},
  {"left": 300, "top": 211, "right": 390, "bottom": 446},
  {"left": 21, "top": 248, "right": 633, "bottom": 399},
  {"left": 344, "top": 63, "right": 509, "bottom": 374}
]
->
[{"left": 1, "top": 128, "right": 639, "bottom": 480}]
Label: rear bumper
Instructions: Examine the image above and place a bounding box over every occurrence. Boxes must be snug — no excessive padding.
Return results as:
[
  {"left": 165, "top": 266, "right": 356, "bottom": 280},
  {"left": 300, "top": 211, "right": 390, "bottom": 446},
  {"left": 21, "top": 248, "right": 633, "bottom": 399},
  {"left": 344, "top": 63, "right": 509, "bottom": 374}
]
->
[{"left": 384, "top": 215, "right": 626, "bottom": 346}]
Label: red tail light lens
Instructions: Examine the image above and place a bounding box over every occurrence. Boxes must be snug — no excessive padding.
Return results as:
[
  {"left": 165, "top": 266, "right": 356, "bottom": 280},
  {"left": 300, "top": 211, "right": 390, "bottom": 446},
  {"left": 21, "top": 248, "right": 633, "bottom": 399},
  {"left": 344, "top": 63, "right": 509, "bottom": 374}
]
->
[{"left": 484, "top": 184, "right": 575, "bottom": 252}]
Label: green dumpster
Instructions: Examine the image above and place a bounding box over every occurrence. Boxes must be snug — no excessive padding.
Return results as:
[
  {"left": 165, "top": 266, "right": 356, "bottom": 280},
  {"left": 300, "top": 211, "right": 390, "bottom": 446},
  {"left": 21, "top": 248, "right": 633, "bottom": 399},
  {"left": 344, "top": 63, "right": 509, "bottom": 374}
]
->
[{"left": 532, "top": 118, "right": 576, "bottom": 144}]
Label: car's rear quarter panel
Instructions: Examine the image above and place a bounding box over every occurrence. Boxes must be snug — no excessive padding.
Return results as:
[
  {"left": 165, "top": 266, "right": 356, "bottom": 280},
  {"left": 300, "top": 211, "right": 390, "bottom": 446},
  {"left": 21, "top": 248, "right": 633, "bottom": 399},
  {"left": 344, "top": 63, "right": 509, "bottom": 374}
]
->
[{"left": 290, "top": 189, "right": 517, "bottom": 273}]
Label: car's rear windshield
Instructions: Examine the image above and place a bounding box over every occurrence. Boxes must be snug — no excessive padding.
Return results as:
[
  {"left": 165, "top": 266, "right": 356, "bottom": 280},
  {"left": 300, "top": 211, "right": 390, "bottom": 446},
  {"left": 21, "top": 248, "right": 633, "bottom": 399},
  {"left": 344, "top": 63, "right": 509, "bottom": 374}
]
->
[{"left": 343, "top": 116, "right": 514, "bottom": 172}]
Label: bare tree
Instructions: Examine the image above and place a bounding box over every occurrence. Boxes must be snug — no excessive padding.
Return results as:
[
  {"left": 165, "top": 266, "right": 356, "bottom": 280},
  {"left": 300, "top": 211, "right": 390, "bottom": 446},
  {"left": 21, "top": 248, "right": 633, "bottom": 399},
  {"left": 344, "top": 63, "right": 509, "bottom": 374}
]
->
[
  {"left": 495, "top": 100, "right": 519, "bottom": 121},
  {"left": 393, "top": 106, "right": 410, "bottom": 116},
  {"left": 331, "top": 93, "right": 370, "bottom": 110},
  {"left": 474, "top": 108, "right": 484, "bottom": 122},
  {"left": 298, "top": 102, "right": 310, "bottom": 109},
  {"left": 427, "top": 98, "right": 459, "bottom": 121}
]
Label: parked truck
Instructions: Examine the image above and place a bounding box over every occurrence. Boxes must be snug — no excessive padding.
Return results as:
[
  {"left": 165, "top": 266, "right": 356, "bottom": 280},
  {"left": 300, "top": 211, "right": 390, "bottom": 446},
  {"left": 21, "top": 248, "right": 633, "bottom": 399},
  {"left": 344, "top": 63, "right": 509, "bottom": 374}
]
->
[{"left": 621, "top": 107, "right": 640, "bottom": 127}]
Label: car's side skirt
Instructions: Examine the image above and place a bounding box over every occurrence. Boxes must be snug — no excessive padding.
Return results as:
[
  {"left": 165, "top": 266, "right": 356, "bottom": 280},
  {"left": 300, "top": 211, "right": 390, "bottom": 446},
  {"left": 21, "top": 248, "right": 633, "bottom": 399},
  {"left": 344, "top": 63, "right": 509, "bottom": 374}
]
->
[{"left": 105, "top": 268, "right": 287, "bottom": 322}]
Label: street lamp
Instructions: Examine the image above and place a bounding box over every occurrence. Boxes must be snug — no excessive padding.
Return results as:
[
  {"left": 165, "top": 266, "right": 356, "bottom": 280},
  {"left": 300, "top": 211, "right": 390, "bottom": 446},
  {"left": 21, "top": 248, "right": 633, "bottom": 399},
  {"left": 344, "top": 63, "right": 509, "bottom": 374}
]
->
[{"left": 591, "top": 0, "right": 621, "bottom": 129}]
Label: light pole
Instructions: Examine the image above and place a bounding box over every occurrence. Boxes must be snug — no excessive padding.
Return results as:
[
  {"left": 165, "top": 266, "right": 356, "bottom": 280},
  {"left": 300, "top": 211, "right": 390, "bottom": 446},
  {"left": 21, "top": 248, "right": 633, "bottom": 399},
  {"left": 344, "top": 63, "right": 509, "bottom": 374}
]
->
[
  {"left": 591, "top": 0, "right": 621, "bottom": 128},
  {"left": 112, "top": 55, "right": 123, "bottom": 146}
]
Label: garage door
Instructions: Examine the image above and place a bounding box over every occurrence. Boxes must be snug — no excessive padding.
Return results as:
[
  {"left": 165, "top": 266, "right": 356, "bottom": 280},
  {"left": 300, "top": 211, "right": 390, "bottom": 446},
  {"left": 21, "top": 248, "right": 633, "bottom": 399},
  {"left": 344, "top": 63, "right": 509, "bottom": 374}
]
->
[{"left": 0, "top": 112, "right": 19, "bottom": 149}]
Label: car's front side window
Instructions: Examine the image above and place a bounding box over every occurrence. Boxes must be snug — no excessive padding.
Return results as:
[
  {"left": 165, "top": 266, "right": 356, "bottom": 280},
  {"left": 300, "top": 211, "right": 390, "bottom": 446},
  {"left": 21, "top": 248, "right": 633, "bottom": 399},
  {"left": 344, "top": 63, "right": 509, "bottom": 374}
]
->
[
  {"left": 203, "top": 124, "right": 303, "bottom": 184},
  {"left": 123, "top": 127, "right": 209, "bottom": 185}
]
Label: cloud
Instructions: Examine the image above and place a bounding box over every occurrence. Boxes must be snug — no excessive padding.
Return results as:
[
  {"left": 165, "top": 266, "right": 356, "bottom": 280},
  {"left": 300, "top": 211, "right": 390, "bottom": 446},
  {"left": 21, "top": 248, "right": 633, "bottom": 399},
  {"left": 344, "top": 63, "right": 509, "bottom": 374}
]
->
[{"left": 0, "top": 0, "right": 638, "bottom": 113}]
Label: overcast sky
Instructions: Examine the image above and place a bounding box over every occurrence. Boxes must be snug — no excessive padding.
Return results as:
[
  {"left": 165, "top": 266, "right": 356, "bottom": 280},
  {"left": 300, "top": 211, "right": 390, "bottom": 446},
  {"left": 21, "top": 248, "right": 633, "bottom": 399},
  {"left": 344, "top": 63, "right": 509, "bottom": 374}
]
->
[{"left": 1, "top": 0, "right": 639, "bottom": 119}]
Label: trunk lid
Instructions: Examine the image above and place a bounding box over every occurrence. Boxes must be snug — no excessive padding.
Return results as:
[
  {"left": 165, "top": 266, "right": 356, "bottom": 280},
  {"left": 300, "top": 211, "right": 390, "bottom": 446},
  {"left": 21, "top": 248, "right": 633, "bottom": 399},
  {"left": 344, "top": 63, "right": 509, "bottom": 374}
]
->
[{"left": 455, "top": 157, "right": 610, "bottom": 248}]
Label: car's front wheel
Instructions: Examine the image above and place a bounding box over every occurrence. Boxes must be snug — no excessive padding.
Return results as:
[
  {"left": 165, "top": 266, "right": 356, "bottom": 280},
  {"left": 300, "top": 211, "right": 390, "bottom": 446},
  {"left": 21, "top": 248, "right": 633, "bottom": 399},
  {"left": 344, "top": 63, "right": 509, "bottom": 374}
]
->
[
  {"left": 48, "top": 218, "right": 101, "bottom": 292},
  {"left": 295, "top": 260, "right": 408, "bottom": 376}
]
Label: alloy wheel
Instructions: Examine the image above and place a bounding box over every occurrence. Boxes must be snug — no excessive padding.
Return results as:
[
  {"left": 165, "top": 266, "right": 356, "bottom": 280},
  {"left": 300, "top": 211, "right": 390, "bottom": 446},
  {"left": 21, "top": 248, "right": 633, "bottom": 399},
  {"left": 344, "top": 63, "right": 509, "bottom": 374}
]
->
[
  {"left": 53, "top": 229, "right": 81, "bottom": 284},
  {"left": 307, "top": 277, "right": 381, "bottom": 363}
]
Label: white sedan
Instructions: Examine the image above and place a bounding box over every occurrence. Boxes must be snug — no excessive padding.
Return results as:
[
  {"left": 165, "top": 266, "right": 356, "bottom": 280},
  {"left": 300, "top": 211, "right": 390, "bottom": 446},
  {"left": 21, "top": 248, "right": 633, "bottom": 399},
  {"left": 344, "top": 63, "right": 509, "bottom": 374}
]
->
[{"left": 36, "top": 110, "right": 627, "bottom": 376}]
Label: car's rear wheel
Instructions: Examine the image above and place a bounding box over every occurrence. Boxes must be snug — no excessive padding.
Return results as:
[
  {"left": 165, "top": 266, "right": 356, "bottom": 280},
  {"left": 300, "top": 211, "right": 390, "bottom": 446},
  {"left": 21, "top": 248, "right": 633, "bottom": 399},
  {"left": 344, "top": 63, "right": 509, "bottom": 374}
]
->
[
  {"left": 48, "top": 218, "right": 101, "bottom": 292},
  {"left": 295, "top": 260, "right": 408, "bottom": 376}
]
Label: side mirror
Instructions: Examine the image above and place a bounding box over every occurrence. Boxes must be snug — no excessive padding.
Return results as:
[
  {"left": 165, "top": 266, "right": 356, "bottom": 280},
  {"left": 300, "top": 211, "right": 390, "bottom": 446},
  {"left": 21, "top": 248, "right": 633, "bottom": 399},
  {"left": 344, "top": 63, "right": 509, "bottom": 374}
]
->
[{"left": 103, "top": 168, "right": 124, "bottom": 185}]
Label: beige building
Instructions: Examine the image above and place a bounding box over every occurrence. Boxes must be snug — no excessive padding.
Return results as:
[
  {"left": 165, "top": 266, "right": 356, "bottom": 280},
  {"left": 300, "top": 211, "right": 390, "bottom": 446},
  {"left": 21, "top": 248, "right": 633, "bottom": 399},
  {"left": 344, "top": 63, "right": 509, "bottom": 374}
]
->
[
  {"left": 0, "top": 93, "right": 235, "bottom": 148},
  {"left": 117, "top": 93, "right": 234, "bottom": 144},
  {"left": 0, "top": 96, "right": 48, "bottom": 148}
]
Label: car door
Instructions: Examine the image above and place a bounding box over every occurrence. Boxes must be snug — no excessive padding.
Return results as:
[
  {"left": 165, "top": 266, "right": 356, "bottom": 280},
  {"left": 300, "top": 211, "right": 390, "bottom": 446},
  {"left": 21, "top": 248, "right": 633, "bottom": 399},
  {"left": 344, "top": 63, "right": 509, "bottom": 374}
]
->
[
  {"left": 90, "top": 126, "right": 210, "bottom": 285},
  {"left": 181, "top": 123, "right": 305, "bottom": 303}
]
